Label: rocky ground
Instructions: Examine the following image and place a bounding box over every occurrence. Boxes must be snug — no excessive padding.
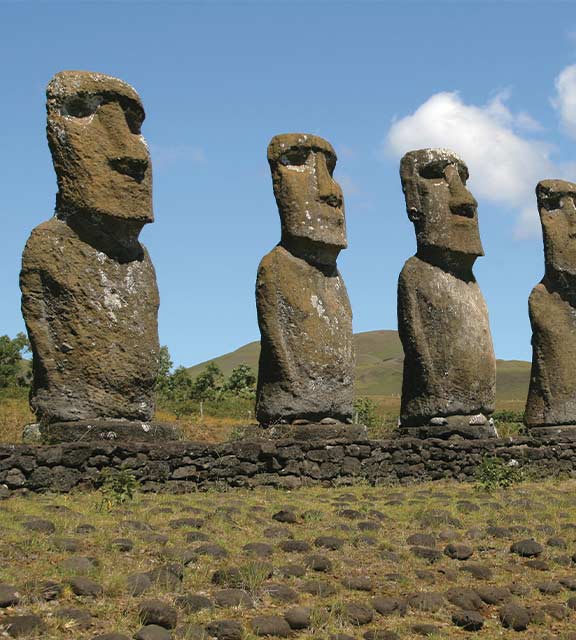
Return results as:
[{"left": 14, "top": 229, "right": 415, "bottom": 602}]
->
[{"left": 1, "top": 481, "right": 576, "bottom": 639}]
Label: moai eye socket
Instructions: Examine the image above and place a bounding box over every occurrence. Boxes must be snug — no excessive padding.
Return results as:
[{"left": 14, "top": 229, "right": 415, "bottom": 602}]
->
[
  {"left": 457, "top": 165, "right": 469, "bottom": 185},
  {"left": 61, "top": 95, "right": 102, "bottom": 118},
  {"left": 418, "top": 161, "right": 447, "bottom": 179},
  {"left": 542, "top": 194, "right": 563, "bottom": 211},
  {"left": 123, "top": 105, "right": 144, "bottom": 135},
  {"left": 325, "top": 152, "right": 337, "bottom": 176},
  {"left": 279, "top": 148, "right": 310, "bottom": 167}
]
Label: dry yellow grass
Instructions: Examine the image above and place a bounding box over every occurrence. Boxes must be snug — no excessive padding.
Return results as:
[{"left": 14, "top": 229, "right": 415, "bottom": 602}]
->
[
  {"left": 0, "top": 396, "right": 33, "bottom": 443},
  {"left": 155, "top": 408, "right": 250, "bottom": 443}
]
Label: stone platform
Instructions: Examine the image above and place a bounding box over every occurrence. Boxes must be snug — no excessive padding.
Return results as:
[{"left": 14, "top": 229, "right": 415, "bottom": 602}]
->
[
  {"left": 35, "top": 420, "right": 182, "bottom": 445},
  {"left": 2, "top": 429, "right": 576, "bottom": 497}
]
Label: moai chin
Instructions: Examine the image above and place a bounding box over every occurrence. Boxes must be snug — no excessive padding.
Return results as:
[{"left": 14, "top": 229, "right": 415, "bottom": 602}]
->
[
  {"left": 20, "top": 70, "right": 173, "bottom": 443},
  {"left": 397, "top": 148, "right": 497, "bottom": 439},
  {"left": 255, "top": 133, "right": 355, "bottom": 428},
  {"left": 524, "top": 179, "right": 576, "bottom": 438}
]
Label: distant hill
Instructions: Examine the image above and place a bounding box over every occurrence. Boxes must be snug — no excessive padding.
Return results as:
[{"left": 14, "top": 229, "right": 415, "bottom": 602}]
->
[{"left": 187, "top": 330, "right": 531, "bottom": 406}]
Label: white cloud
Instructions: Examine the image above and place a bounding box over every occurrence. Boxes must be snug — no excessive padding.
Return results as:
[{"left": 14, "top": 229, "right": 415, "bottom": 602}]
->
[
  {"left": 385, "top": 91, "right": 563, "bottom": 238},
  {"left": 553, "top": 64, "right": 576, "bottom": 139}
]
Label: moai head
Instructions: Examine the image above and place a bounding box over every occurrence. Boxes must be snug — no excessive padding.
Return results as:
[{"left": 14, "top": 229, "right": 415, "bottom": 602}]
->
[
  {"left": 400, "top": 148, "right": 484, "bottom": 260},
  {"left": 46, "top": 71, "right": 152, "bottom": 230},
  {"left": 537, "top": 179, "right": 576, "bottom": 277},
  {"left": 268, "top": 133, "right": 346, "bottom": 265}
]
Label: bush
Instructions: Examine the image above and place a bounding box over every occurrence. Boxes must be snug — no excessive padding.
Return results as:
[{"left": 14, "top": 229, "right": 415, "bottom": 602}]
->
[
  {"left": 353, "top": 397, "right": 379, "bottom": 428},
  {"left": 492, "top": 410, "right": 524, "bottom": 424},
  {"left": 98, "top": 468, "right": 139, "bottom": 509},
  {"left": 475, "top": 455, "right": 524, "bottom": 492}
]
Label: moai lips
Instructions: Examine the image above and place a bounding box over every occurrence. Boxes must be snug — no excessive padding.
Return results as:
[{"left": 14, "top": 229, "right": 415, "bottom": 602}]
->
[
  {"left": 397, "top": 148, "right": 496, "bottom": 439},
  {"left": 255, "top": 134, "right": 355, "bottom": 427},
  {"left": 525, "top": 180, "right": 576, "bottom": 438},
  {"left": 20, "top": 71, "right": 172, "bottom": 443}
]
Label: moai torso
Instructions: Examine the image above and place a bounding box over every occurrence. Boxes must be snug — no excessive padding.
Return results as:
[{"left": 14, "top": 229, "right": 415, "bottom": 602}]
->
[
  {"left": 255, "top": 133, "right": 355, "bottom": 426},
  {"left": 398, "top": 255, "right": 495, "bottom": 425},
  {"left": 21, "top": 218, "right": 159, "bottom": 422},
  {"left": 256, "top": 245, "right": 354, "bottom": 424},
  {"left": 525, "top": 180, "right": 576, "bottom": 435},
  {"left": 20, "top": 71, "right": 160, "bottom": 430},
  {"left": 397, "top": 148, "right": 496, "bottom": 438}
]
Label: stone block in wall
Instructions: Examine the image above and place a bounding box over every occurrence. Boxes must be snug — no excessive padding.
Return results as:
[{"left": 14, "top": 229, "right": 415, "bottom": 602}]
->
[
  {"left": 171, "top": 466, "right": 197, "bottom": 480},
  {"left": 4, "top": 468, "right": 26, "bottom": 488},
  {"left": 61, "top": 448, "right": 93, "bottom": 468},
  {"left": 276, "top": 445, "right": 304, "bottom": 462},
  {"left": 342, "top": 456, "right": 361, "bottom": 475}
]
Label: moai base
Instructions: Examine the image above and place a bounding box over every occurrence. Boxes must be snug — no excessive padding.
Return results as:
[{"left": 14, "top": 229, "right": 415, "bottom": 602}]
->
[
  {"left": 397, "top": 149, "right": 496, "bottom": 439},
  {"left": 20, "top": 71, "right": 179, "bottom": 444},
  {"left": 525, "top": 180, "right": 576, "bottom": 440},
  {"left": 255, "top": 134, "right": 357, "bottom": 434}
]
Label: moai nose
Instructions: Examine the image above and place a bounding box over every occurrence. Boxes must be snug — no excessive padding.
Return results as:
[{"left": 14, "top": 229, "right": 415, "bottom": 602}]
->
[
  {"left": 316, "top": 153, "right": 342, "bottom": 208},
  {"left": 99, "top": 102, "right": 149, "bottom": 181},
  {"left": 446, "top": 165, "right": 477, "bottom": 218}
]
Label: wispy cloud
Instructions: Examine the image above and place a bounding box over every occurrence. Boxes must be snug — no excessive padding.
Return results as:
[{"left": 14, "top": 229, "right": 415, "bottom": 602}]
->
[
  {"left": 553, "top": 64, "right": 576, "bottom": 139},
  {"left": 337, "top": 174, "right": 361, "bottom": 197},
  {"left": 150, "top": 144, "right": 206, "bottom": 170}
]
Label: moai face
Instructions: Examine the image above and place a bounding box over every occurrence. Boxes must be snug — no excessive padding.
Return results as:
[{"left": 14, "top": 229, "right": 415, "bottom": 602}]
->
[
  {"left": 268, "top": 134, "right": 347, "bottom": 259},
  {"left": 46, "top": 70, "right": 152, "bottom": 226},
  {"left": 400, "top": 148, "right": 484, "bottom": 258},
  {"left": 537, "top": 179, "right": 576, "bottom": 276}
]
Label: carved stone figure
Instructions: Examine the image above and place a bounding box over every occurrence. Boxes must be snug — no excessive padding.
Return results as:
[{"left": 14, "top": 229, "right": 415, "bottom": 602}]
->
[
  {"left": 525, "top": 179, "right": 576, "bottom": 438},
  {"left": 255, "top": 133, "right": 354, "bottom": 426},
  {"left": 397, "top": 148, "right": 497, "bottom": 439},
  {"left": 20, "top": 70, "right": 173, "bottom": 442}
]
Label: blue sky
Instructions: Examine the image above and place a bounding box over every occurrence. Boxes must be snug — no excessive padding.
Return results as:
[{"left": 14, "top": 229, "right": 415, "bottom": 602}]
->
[{"left": 2, "top": 1, "right": 576, "bottom": 368}]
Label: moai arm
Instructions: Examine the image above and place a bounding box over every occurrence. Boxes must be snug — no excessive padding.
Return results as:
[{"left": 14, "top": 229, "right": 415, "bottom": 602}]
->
[
  {"left": 397, "top": 263, "right": 438, "bottom": 405},
  {"left": 20, "top": 248, "right": 60, "bottom": 410},
  {"left": 525, "top": 284, "right": 552, "bottom": 424},
  {"left": 255, "top": 251, "right": 298, "bottom": 388}
]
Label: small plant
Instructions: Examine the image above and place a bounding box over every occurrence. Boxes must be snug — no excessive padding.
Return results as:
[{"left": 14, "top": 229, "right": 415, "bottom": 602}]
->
[
  {"left": 475, "top": 455, "right": 524, "bottom": 492},
  {"left": 353, "top": 397, "right": 379, "bottom": 428},
  {"left": 239, "top": 561, "right": 271, "bottom": 595},
  {"left": 98, "top": 468, "right": 139, "bottom": 510}
]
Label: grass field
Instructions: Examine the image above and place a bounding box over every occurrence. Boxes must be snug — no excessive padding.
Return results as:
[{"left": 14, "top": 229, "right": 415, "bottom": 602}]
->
[{"left": 1, "top": 479, "right": 576, "bottom": 638}]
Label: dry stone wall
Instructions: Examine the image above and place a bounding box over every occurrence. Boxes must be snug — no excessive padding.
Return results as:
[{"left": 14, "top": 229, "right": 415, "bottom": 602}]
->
[{"left": 1, "top": 435, "right": 575, "bottom": 497}]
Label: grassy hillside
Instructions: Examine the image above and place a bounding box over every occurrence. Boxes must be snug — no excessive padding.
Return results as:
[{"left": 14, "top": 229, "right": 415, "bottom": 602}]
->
[{"left": 187, "top": 330, "right": 531, "bottom": 406}]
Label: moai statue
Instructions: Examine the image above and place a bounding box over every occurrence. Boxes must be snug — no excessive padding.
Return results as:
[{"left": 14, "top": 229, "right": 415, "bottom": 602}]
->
[
  {"left": 397, "top": 148, "right": 497, "bottom": 439},
  {"left": 525, "top": 180, "right": 576, "bottom": 438},
  {"left": 255, "top": 133, "right": 355, "bottom": 428},
  {"left": 20, "top": 70, "right": 174, "bottom": 443}
]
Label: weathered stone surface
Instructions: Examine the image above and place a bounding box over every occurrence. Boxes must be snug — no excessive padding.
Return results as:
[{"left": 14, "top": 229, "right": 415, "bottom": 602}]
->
[
  {"left": 255, "top": 133, "right": 354, "bottom": 426},
  {"left": 20, "top": 70, "right": 161, "bottom": 438},
  {"left": 1, "top": 436, "right": 576, "bottom": 494},
  {"left": 40, "top": 420, "right": 180, "bottom": 444},
  {"left": 525, "top": 180, "right": 576, "bottom": 437},
  {"left": 397, "top": 149, "right": 496, "bottom": 438}
]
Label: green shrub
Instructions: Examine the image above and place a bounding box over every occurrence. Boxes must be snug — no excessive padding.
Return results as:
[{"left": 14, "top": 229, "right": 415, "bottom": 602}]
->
[
  {"left": 98, "top": 468, "right": 139, "bottom": 510},
  {"left": 475, "top": 455, "right": 524, "bottom": 491},
  {"left": 353, "top": 397, "right": 379, "bottom": 428},
  {"left": 492, "top": 410, "right": 524, "bottom": 424}
]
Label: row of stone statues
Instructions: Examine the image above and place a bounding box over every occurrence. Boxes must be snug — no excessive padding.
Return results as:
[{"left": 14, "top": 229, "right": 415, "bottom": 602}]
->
[{"left": 19, "top": 70, "right": 576, "bottom": 442}]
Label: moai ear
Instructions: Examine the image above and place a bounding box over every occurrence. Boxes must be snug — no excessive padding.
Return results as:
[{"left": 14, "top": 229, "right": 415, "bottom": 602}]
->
[
  {"left": 407, "top": 205, "right": 421, "bottom": 224},
  {"left": 400, "top": 153, "right": 423, "bottom": 225}
]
